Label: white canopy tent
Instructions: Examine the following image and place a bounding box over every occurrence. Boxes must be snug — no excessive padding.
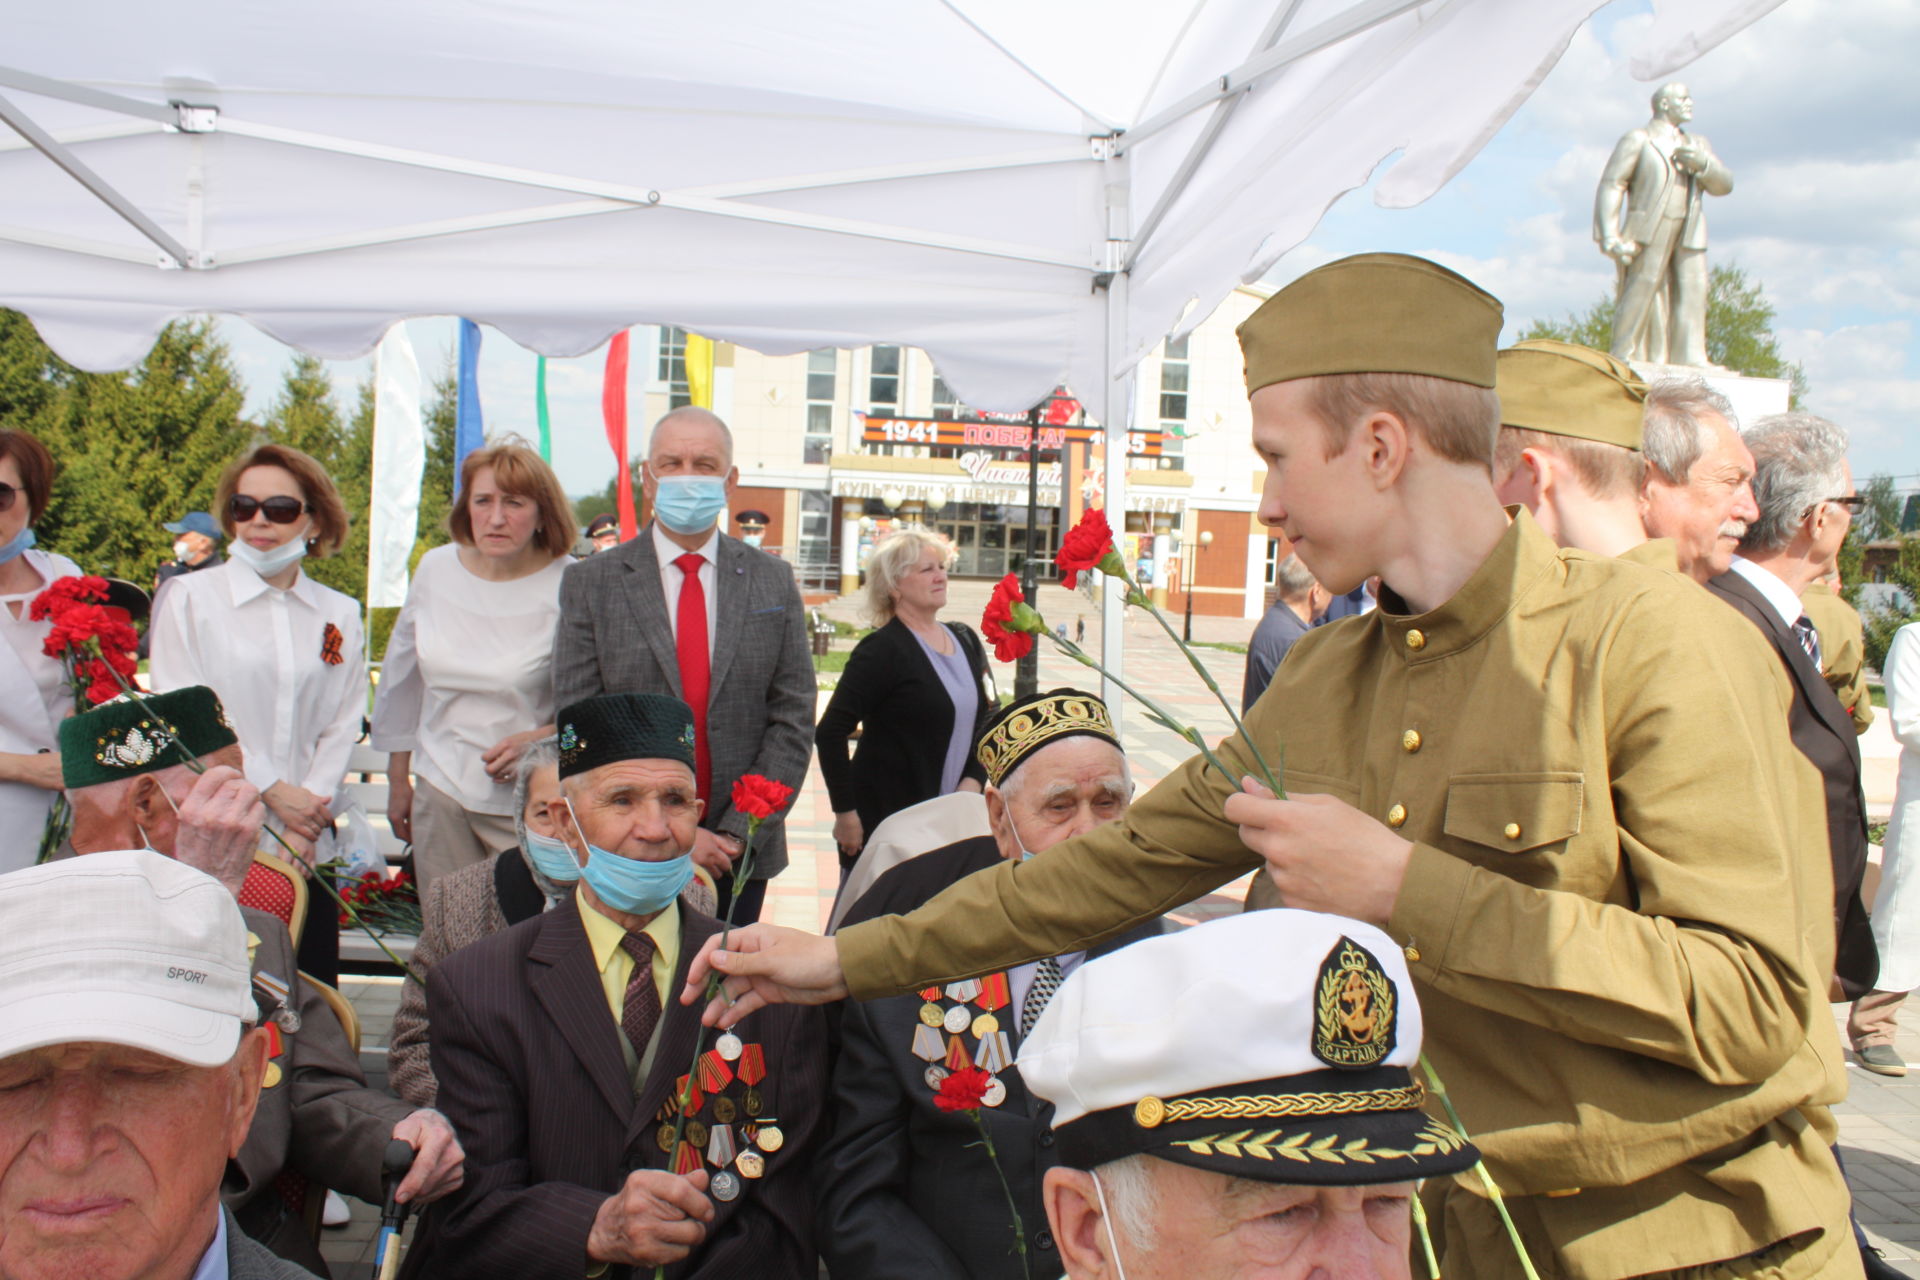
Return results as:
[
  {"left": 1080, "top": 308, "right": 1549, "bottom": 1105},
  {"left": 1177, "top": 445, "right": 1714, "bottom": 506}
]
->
[{"left": 0, "top": 0, "right": 1780, "bottom": 689}]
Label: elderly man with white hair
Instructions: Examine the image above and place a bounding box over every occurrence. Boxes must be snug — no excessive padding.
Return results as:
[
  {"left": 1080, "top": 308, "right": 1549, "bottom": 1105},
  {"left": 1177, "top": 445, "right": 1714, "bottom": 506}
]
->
[
  {"left": 1705, "top": 413, "right": 1877, "bottom": 1000},
  {"left": 819, "top": 689, "right": 1162, "bottom": 1279},
  {"left": 1021, "top": 909, "right": 1478, "bottom": 1280},
  {"left": 1638, "top": 377, "right": 1761, "bottom": 583},
  {"left": 0, "top": 850, "right": 320, "bottom": 1280}
]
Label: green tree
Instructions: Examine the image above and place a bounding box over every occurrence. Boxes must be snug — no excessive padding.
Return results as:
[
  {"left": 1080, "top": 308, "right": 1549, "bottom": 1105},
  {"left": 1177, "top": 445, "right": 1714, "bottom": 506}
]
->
[
  {"left": 1863, "top": 536, "right": 1920, "bottom": 675},
  {"left": 264, "top": 354, "right": 345, "bottom": 464},
  {"left": 414, "top": 369, "right": 458, "bottom": 568},
  {"left": 1519, "top": 264, "right": 1808, "bottom": 406},
  {"left": 0, "top": 310, "right": 72, "bottom": 436},
  {"left": 1855, "top": 473, "right": 1901, "bottom": 544},
  {"left": 575, "top": 474, "right": 618, "bottom": 528},
  {"left": 302, "top": 375, "right": 372, "bottom": 607},
  {"left": 35, "top": 319, "right": 253, "bottom": 584}
]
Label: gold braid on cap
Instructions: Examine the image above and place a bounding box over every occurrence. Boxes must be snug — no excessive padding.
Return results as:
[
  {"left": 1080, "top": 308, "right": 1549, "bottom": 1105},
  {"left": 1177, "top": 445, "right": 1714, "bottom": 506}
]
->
[
  {"left": 1133, "top": 1083, "right": 1425, "bottom": 1129},
  {"left": 977, "top": 693, "right": 1117, "bottom": 788}
]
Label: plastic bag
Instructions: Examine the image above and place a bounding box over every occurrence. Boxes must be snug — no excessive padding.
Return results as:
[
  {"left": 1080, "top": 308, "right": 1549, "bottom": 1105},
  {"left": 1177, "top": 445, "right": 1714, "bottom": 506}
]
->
[{"left": 318, "top": 801, "right": 385, "bottom": 882}]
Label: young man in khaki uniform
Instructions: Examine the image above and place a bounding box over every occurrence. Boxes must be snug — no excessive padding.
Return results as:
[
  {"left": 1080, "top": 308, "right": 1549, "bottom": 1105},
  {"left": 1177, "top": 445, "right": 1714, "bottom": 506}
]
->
[{"left": 689, "top": 254, "right": 1857, "bottom": 1279}]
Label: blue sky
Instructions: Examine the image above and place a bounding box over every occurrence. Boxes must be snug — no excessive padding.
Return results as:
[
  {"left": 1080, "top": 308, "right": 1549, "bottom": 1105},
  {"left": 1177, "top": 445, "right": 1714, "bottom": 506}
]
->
[{"left": 221, "top": 0, "right": 1920, "bottom": 493}]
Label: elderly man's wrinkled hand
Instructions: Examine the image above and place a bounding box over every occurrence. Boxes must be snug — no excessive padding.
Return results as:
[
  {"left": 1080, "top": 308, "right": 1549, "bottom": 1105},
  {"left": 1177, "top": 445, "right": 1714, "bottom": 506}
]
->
[
  {"left": 391, "top": 1109, "right": 465, "bottom": 1204},
  {"left": 1223, "top": 778, "right": 1412, "bottom": 927},
  {"left": 587, "top": 1169, "right": 714, "bottom": 1266},
  {"left": 174, "top": 765, "right": 265, "bottom": 897}
]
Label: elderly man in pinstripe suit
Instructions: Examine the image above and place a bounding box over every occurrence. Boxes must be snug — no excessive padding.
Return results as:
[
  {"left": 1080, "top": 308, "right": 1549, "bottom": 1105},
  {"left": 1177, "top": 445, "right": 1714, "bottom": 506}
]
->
[{"left": 403, "top": 693, "right": 827, "bottom": 1280}]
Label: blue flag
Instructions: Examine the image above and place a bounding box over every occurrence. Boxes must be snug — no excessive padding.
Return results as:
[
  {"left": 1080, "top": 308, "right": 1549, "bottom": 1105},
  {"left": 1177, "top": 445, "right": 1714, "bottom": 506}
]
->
[{"left": 454, "top": 318, "right": 485, "bottom": 488}]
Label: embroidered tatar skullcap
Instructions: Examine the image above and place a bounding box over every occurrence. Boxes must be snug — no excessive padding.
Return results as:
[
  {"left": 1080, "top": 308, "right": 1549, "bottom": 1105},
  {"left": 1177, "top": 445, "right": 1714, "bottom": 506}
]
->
[
  {"left": 59, "top": 685, "right": 239, "bottom": 791},
  {"left": 555, "top": 692, "right": 696, "bottom": 780},
  {"left": 975, "top": 688, "right": 1119, "bottom": 789}
]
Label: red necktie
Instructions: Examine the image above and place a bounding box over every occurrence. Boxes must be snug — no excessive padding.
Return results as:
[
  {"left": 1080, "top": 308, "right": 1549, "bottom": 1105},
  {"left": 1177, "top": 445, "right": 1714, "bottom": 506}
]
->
[{"left": 674, "top": 552, "right": 712, "bottom": 802}]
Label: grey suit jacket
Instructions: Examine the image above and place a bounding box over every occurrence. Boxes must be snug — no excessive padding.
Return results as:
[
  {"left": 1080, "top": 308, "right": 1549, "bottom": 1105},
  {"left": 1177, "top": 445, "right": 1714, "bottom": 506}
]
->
[
  {"left": 551, "top": 527, "right": 816, "bottom": 878},
  {"left": 225, "top": 1208, "right": 326, "bottom": 1279}
]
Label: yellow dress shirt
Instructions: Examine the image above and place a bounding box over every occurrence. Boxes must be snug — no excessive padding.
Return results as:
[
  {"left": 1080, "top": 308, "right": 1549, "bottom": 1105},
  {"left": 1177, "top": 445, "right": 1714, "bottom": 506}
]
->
[{"left": 577, "top": 885, "right": 681, "bottom": 1023}]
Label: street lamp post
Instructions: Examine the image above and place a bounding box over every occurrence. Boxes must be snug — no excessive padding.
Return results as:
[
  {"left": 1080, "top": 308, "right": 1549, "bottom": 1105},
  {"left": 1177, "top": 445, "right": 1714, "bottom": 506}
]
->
[{"left": 1182, "top": 528, "right": 1214, "bottom": 643}]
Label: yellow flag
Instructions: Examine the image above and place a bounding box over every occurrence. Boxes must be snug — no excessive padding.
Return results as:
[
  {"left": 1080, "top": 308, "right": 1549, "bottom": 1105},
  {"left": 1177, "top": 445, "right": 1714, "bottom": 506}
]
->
[{"left": 684, "top": 332, "right": 715, "bottom": 409}]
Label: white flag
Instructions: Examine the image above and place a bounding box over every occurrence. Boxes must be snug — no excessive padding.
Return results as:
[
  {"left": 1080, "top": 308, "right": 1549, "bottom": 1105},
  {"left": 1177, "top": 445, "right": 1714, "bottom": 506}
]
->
[{"left": 367, "top": 323, "right": 424, "bottom": 609}]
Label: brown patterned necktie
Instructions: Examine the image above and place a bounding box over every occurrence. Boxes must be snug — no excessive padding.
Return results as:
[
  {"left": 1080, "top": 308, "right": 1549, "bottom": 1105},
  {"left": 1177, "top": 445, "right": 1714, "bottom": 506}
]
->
[{"left": 620, "top": 932, "right": 660, "bottom": 1058}]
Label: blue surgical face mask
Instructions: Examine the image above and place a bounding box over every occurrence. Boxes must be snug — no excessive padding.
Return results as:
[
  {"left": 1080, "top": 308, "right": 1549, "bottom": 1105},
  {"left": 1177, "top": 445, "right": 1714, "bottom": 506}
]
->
[
  {"left": 0, "top": 526, "right": 36, "bottom": 565},
  {"left": 652, "top": 476, "right": 728, "bottom": 536},
  {"left": 566, "top": 797, "right": 694, "bottom": 916},
  {"left": 229, "top": 534, "right": 308, "bottom": 580},
  {"left": 523, "top": 829, "right": 583, "bottom": 884}
]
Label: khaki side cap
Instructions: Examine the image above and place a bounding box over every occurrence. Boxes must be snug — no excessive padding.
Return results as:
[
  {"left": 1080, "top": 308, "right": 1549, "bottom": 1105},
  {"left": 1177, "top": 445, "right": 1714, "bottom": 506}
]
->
[
  {"left": 1496, "top": 339, "right": 1649, "bottom": 451},
  {"left": 1238, "top": 252, "right": 1503, "bottom": 393}
]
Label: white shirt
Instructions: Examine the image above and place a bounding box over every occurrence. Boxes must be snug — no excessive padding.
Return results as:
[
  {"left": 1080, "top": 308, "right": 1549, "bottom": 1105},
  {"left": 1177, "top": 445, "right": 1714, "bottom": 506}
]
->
[
  {"left": 652, "top": 522, "right": 718, "bottom": 657},
  {"left": 0, "top": 548, "right": 81, "bottom": 872},
  {"left": 189, "top": 1209, "right": 229, "bottom": 1280},
  {"left": 1011, "top": 950, "right": 1086, "bottom": 1023},
  {"left": 1727, "top": 555, "right": 1805, "bottom": 632},
  {"left": 370, "top": 544, "right": 571, "bottom": 813},
  {"left": 149, "top": 558, "right": 365, "bottom": 800}
]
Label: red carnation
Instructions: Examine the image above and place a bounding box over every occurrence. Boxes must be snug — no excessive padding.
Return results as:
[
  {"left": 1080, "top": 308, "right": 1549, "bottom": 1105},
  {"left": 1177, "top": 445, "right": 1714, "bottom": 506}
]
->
[
  {"left": 981, "top": 573, "right": 1041, "bottom": 663},
  {"left": 1055, "top": 508, "right": 1119, "bottom": 591},
  {"left": 732, "top": 774, "right": 795, "bottom": 821},
  {"left": 934, "top": 1066, "right": 993, "bottom": 1113}
]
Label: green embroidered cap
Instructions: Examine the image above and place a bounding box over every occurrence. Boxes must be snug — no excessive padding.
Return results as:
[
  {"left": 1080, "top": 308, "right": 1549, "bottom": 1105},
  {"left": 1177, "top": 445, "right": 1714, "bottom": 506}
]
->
[
  {"left": 554, "top": 692, "right": 696, "bottom": 780},
  {"left": 60, "top": 686, "right": 239, "bottom": 790}
]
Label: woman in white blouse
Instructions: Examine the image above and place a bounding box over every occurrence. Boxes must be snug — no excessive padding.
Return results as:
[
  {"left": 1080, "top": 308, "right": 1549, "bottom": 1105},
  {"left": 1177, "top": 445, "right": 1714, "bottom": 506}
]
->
[
  {"left": 0, "top": 429, "right": 82, "bottom": 873},
  {"left": 149, "top": 442, "right": 364, "bottom": 977},
  {"left": 371, "top": 440, "right": 576, "bottom": 893}
]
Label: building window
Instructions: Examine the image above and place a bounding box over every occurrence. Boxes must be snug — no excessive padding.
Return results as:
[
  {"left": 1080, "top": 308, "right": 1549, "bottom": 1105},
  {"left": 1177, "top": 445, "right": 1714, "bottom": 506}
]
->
[
  {"left": 869, "top": 345, "right": 901, "bottom": 413},
  {"left": 932, "top": 373, "right": 961, "bottom": 421},
  {"left": 805, "top": 349, "right": 836, "bottom": 465},
  {"left": 797, "top": 491, "right": 833, "bottom": 590},
  {"left": 1265, "top": 536, "right": 1283, "bottom": 588},
  {"left": 1158, "top": 334, "right": 1188, "bottom": 470},
  {"left": 657, "top": 327, "right": 691, "bottom": 409}
]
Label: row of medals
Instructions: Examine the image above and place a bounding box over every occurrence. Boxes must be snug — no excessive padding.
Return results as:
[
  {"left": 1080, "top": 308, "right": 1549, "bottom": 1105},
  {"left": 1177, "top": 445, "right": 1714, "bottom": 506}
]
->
[
  {"left": 914, "top": 973, "right": 1012, "bottom": 1107},
  {"left": 652, "top": 1030, "right": 782, "bottom": 1204}
]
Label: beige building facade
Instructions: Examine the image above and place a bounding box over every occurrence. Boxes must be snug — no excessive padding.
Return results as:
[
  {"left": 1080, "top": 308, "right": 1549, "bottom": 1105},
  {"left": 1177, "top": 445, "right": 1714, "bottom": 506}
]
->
[{"left": 630, "top": 284, "right": 1282, "bottom": 620}]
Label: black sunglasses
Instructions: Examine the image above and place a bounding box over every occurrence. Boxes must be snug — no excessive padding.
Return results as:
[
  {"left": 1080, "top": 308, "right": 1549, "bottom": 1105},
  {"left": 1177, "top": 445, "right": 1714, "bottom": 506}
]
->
[
  {"left": 0, "top": 481, "right": 16, "bottom": 513},
  {"left": 228, "top": 494, "right": 311, "bottom": 525},
  {"left": 1825, "top": 495, "right": 1867, "bottom": 512}
]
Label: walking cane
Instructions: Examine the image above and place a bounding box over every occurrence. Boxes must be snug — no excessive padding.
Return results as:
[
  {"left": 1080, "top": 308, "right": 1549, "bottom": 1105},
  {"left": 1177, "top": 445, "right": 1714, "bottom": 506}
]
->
[{"left": 373, "top": 1139, "right": 417, "bottom": 1280}]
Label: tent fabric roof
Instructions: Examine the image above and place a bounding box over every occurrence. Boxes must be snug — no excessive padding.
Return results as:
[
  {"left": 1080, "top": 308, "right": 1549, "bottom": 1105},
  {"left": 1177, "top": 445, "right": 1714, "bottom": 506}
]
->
[{"left": 2, "top": 0, "right": 1778, "bottom": 418}]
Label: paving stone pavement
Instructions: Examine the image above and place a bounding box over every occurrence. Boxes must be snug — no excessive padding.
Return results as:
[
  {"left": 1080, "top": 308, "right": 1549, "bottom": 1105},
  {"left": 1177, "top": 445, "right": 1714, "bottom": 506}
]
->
[{"left": 320, "top": 592, "right": 1920, "bottom": 1275}]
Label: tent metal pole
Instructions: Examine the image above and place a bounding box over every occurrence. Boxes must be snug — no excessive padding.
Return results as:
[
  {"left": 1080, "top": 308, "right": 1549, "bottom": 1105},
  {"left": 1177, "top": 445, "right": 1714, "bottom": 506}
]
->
[
  {"left": 0, "top": 223, "right": 159, "bottom": 264},
  {"left": 0, "top": 66, "right": 176, "bottom": 125},
  {"left": 1125, "top": 0, "right": 1309, "bottom": 271},
  {"left": 0, "top": 119, "right": 163, "bottom": 154},
  {"left": 0, "top": 92, "right": 193, "bottom": 268},
  {"left": 1098, "top": 135, "right": 1132, "bottom": 725},
  {"left": 1118, "top": 0, "right": 1428, "bottom": 153}
]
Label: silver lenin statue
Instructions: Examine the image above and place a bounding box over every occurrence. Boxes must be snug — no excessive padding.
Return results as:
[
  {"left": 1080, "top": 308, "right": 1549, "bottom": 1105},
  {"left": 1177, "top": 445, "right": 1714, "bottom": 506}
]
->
[{"left": 1592, "top": 82, "right": 1733, "bottom": 368}]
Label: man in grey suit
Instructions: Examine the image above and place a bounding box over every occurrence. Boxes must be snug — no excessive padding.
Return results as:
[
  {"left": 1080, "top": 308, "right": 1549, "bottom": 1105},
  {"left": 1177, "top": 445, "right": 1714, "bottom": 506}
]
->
[{"left": 553, "top": 407, "right": 816, "bottom": 923}]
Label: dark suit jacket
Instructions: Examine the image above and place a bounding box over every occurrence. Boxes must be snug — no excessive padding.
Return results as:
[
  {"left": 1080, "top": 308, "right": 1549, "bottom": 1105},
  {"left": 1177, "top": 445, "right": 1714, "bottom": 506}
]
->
[
  {"left": 1707, "top": 569, "right": 1878, "bottom": 996},
  {"left": 816, "top": 619, "right": 992, "bottom": 845},
  {"left": 403, "top": 899, "right": 828, "bottom": 1280},
  {"left": 819, "top": 838, "right": 1162, "bottom": 1279},
  {"left": 551, "top": 526, "right": 817, "bottom": 878},
  {"left": 231, "top": 908, "right": 411, "bottom": 1273},
  {"left": 223, "top": 1208, "right": 326, "bottom": 1279}
]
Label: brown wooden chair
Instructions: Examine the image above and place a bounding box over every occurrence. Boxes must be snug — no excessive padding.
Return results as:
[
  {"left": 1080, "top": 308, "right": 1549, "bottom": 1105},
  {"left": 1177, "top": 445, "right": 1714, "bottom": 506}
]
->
[{"left": 239, "top": 852, "right": 309, "bottom": 948}]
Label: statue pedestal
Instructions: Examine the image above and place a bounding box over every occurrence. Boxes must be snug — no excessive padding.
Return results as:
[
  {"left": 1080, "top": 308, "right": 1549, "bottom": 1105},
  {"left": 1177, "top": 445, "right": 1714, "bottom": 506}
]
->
[{"left": 1630, "top": 362, "right": 1790, "bottom": 427}]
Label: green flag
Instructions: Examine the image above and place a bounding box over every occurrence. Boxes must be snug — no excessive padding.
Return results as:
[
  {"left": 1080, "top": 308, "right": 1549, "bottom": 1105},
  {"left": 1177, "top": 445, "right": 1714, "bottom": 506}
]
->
[{"left": 536, "top": 356, "right": 552, "bottom": 460}]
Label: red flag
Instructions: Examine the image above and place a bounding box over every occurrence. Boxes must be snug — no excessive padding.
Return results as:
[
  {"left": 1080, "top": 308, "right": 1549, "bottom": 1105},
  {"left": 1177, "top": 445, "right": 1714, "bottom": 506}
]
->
[{"left": 602, "top": 331, "right": 637, "bottom": 539}]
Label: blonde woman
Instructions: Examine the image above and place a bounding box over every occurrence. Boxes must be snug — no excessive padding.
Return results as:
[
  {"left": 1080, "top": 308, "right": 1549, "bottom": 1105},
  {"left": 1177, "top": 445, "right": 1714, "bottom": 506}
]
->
[
  {"left": 815, "top": 528, "right": 992, "bottom": 874},
  {"left": 371, "top": 439, "right": 577, "bottom": 894}
]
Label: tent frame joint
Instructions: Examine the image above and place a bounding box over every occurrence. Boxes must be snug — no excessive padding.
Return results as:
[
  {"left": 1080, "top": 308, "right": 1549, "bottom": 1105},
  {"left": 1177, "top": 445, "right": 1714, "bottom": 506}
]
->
[{"left": 172, "top": 103, "right": 219, "bottom": 134}]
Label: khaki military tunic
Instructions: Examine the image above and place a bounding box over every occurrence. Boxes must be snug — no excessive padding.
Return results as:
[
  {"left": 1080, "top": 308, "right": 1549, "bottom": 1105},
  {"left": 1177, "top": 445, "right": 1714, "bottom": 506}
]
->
[
  {"left": 837, "top": 511, "right": 1853, "bottom": 1280},
  {"left": 1617, "top": 537, "right": 1680, "bottom": 571},
  {"left": 1801, "top": 580, "right": 1874, "bottom": 735}
]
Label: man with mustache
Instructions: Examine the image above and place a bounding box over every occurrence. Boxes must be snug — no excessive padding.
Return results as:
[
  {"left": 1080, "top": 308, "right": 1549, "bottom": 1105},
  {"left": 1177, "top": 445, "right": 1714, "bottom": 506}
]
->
[{"left": 1639, "top": 377, "right": 1759, "bottom": 581}]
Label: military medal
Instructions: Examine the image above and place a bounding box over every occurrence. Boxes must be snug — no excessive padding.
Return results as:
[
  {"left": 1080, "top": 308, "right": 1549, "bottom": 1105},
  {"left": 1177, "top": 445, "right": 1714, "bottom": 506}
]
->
[
  {"left": 707, "top": 1123, "right": 738, "bottom": 1169},
  {"left": 941, "top": 1005, "right": 971, "bottom": 1034},
  {"left": 970, "top": 1012, "right": 999, "bottom": 1039},
  {"left": 753, "top": 1121, "right": 785, "bottom": 1152},
  {"left": 262, "top": 1061, "right": 283, "bottom": 1088},
  {"left": 675, "top": 1073, "right": 705, "bottom": 1116},
  {"left": 924, "top": 1064, "right": 950, "bottom": 1090},
  {"left": 982, "top": 1076, "right": 1008, "bottom": 1107},
  {"left": 685, "top": 1119, "right": 710, "bottom": 1151},
  {"left": 713, "top": 1096, "right": 737, "bottom": 1124},
  {"left": 672, "top": 1141, "right": 702, "bottom": 1176},
  {"left": 715, "top": 1031, "right": 743, "bottom": 1061},
  {"left": 736, "top": 1150, "right": 766, "bottom": 1179},
  {"left": 976, "top": 1030, "right": 1012, "bottom": 1074},
  {"left": 743, "top": 1088, "right": 764, "bottom": 1117},
  {"left": 711, "top": 1170, "right": 741, "bottom": 1202},
  {"left": 736, "top": 1043, "right": 767, "bottom": 1117},
  {"left": 697, "top": 1048, "right": 735, "bottom": 1093},
  {"left": 944, "top": 978, "right": 983, "bottom": 1003},
  {"left": 918, "top": 1002, "right": 945, "bottom": 1028},
  {"left": 943, "top": 1036, "right": 974, "bottom": 1073},
  {"left": 656, "top": 1122, "right": 677, "bottom": 1153},
  {"left": 911, "top": 1024, "right": 945, "bottom": 1062}
]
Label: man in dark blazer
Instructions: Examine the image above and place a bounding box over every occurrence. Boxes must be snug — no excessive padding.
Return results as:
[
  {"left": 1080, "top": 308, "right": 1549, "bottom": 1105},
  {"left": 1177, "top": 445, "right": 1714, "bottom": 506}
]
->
[
  {"left": 1706, "top": 411, "right": 1877, "bottom": 998},
  {"left": 553, "top": 407, "right": 816, "bottom": 924},
  {"left": 405, "top": 692, "right": 828, "bottom": 1280},
  {"left": 817, "top": 690, "right": 1160, "bottom": 1280}
]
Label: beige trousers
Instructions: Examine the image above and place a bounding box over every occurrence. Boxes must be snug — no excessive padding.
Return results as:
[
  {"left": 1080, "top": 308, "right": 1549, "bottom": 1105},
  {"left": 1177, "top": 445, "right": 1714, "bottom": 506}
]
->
[
  {"left": 1848, "top": 988, "right": 1908, "bottom": 1049},
  {"left": 410, "top": 776, "right": 518, "bottom": 897}
]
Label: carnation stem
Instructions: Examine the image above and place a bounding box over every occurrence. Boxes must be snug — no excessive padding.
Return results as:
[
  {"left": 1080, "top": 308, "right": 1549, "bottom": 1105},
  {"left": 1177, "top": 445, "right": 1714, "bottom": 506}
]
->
[
  {"left": 1419, "top": 1054, "right": 1538, "bottom": 1280},
  {"left": 1046, "top": 634, "right": 1235, "bottom": 785},
  {"left": 654, "top": 822, "right": 762, "bottom": 1280},
  {"left": 972, "top": 1113, "right": 1032, "bottom": 1280},
  {"left": 1130, "top": 592, "right": 1285, "bottom": 798},
  {"left": 1410, "top": 1187, "right": 1441, "bottom": 1279}
]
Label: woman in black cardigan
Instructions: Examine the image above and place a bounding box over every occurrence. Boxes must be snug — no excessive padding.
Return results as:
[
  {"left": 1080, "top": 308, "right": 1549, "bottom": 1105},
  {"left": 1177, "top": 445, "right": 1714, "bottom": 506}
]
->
[{"left": 816, "top": 528, "right": 993, "bottom": 875}]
